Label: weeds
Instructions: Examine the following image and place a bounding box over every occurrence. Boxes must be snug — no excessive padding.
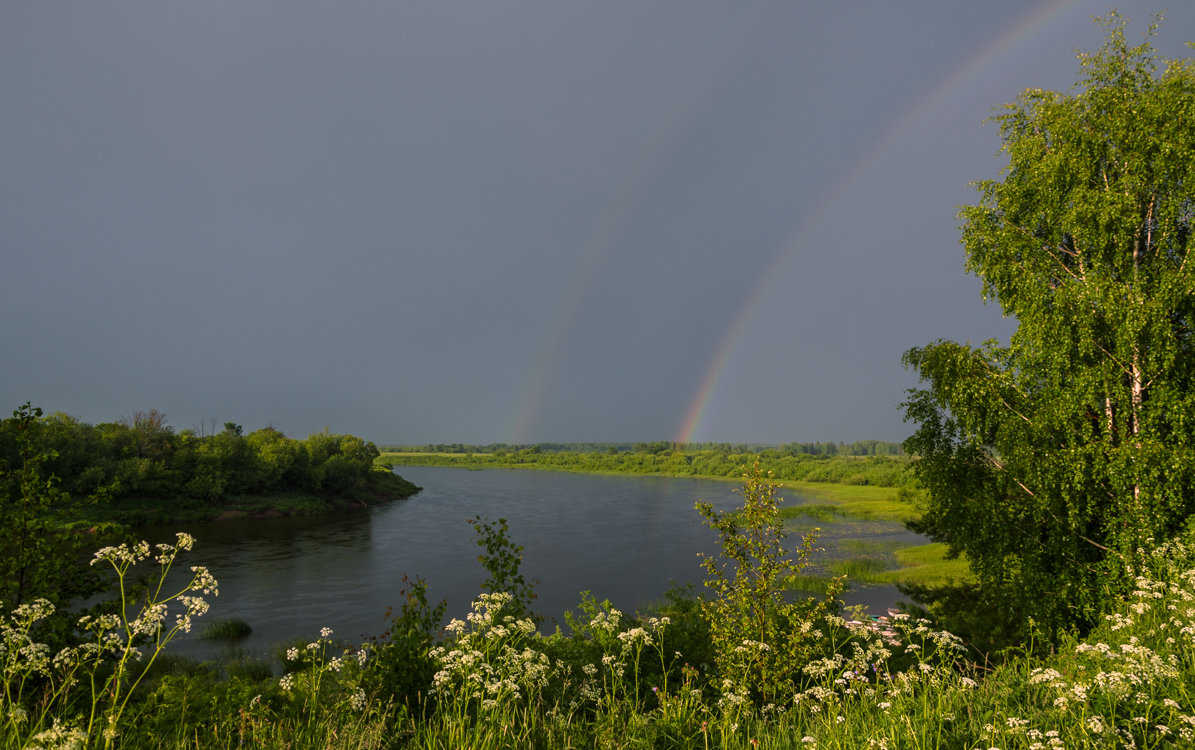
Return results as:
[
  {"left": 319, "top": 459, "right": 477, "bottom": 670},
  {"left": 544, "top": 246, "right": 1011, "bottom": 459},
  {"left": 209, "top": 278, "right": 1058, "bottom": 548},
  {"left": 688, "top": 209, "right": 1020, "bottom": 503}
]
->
[{"left": 1, "top": 532, "right": 217, "bottom": 749}]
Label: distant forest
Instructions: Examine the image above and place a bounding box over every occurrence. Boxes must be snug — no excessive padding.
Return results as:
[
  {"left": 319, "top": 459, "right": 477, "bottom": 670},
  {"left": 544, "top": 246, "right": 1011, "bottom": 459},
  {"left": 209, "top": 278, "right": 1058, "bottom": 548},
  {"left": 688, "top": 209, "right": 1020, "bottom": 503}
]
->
[
  {"left": 378, "top": 442, "right": 913, "bottom": 488},
  {"left": 381, "top": 439, "right": 905, "bottom": 456}
]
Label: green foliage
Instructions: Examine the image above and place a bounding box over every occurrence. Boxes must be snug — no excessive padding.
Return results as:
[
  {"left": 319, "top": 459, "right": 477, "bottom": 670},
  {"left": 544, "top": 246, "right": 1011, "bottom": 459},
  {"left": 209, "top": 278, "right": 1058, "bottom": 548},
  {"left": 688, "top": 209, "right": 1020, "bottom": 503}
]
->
[
  {"left": 0, "top": 404, "right": 110, "bottom": 611},
  {"left": 245, "top": 427, "right": 305, "bottom": 491},
  {"left": 383, "top": 439, "right": 908, "bottom": 457},
  {"left": 422, "top": 592, "right": 552, "bottom": 745},
  {"left": 8, "top": 486, "right": 1195, "bottom": 748},
  {"left": 468, "top": 516, "right": 539, "bottom": 622},
  {"left": 875, "top": 542, "right": 973, "bottom": 586},
  {"left": 0, "top": 405, "right": 409, "bottom": 531},
  {"left": 0, "top": 403, "right": 65, "bottom": 609},
  {"left": 363, "top": 573, "right": 447, "bottom": 714},
  {"left": 696, "top": 463, "right": 844, "bottom": 706},
  {"left": 904, "top": 14, "right": 1195, "bottom": 646},
  {"left": 970, "top": 537, "right": 1195, "bottom": 749}
]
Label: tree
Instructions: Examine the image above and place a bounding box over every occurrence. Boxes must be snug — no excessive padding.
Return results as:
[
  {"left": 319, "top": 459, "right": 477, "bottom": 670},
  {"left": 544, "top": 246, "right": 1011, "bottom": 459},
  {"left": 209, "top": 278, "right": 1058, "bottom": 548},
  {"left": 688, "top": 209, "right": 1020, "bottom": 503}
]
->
[
  {"left": 122, "top": 409, "right": 174, "bottom": 459},
  {"left": 0, "top": 404, "right": 103, "bottom": 608},
  {"left": 246, "top": 427, "right": 301, "bottom": 491},
  {"left": 903, "top": 14, "right": 1195, "bottom": 646}
]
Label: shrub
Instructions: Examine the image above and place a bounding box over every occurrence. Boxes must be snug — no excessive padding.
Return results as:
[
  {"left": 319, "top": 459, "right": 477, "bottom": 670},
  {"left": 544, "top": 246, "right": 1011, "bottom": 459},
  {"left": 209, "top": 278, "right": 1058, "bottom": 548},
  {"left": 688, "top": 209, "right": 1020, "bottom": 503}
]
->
[{"left": 696, "top": 463, "right": 845, "bottom": 707}]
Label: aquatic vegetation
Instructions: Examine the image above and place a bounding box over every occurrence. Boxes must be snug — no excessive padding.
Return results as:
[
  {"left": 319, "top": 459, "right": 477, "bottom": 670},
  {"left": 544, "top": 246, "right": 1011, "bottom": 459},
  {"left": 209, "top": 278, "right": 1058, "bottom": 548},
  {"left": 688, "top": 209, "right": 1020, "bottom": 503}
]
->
[{"left": 199, "top": 618, "right": 252, "bottom": 641}]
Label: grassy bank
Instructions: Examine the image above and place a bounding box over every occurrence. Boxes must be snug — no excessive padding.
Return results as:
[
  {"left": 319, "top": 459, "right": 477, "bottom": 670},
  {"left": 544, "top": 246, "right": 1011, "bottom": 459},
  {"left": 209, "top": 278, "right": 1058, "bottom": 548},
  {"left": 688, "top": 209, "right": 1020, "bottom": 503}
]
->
[
  {"left": 772, "top": 486, "right": 969, "bottom": 588},
  {"left": 776, "top": 481, "right": 917, "bottom": 523}
]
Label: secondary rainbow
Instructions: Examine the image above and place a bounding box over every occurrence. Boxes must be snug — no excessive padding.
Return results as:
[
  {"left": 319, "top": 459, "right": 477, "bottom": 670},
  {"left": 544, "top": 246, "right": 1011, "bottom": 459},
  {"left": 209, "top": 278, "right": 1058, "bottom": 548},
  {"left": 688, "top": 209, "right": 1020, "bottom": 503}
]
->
[{"left": 505, "top": 6, "right": 773, "bottom": 444}]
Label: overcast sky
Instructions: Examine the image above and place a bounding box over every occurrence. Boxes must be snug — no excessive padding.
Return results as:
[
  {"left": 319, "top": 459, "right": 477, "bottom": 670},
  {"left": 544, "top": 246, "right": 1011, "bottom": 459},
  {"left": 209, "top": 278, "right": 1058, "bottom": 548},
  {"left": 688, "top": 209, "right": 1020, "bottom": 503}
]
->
[{"left": 3, "top": 2, "right": 1192, "bottom": 445}]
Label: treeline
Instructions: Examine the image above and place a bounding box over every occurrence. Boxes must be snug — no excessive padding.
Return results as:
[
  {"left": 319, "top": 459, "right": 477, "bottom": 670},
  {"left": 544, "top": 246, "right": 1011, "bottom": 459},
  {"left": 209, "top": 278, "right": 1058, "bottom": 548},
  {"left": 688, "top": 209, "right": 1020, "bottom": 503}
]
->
[
  {"left": 382, "top": 439, "right": 905, "bottom": 457},
  {"left": 0, "top": 407, "right": 391, "bottom": 505},
  {"left": 378, "top": 446, "right": 914, "bottom": 487}
]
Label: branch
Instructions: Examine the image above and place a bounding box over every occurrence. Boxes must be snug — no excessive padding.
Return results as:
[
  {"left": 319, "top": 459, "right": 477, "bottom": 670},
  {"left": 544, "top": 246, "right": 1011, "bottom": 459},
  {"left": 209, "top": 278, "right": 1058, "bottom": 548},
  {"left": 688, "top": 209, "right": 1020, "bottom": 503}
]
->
[
  {"left": 1146, "top": 191, "right": 1159, "bottom": 260},
  {"left": 1096, "top": 344, "right": 1134, "bottom": 378},
  {"left": 984, "top": 453, "right": 1036, "bottom": 497},
  {"left": 1001, "top": 399, "right": 1033, "bottom": 424},
  {"left": 974, "top": 357, "right": 1033, "bottom": 423},
  {"left": 988, "top": 454, "right": 1116, "bottom": 555},
  {"left": 999, "top": 219, "right": 1082, "bottom": 281},
  {"left": 1042, "top": 246, "right": 1082, "bottom": 281}
]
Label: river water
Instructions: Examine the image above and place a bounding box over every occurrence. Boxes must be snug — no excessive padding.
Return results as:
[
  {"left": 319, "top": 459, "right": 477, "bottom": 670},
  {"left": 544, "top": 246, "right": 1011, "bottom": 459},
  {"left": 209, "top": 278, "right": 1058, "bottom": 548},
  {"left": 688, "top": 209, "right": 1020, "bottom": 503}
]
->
[{"left": 148, "top": 466, "right": 922, "bottom": 657}]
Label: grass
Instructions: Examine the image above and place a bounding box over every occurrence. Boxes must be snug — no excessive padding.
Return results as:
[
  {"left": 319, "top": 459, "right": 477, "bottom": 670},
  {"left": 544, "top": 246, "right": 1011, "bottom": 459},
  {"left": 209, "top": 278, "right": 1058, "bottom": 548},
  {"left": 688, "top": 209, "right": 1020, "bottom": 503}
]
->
[
  {"left": 164, "top": 544, "right": 1195, "bottom": 746},
  {"left": 784, "top": 572, "right": 840, "bottom": 592},
  {"left": 822, "top": 539, "right": 900, "bottom": 579},
  {"left": 380, "top": 451, "right": 493, "bottom": 457},
  {"left": 780, "top": 481, "right": 917, "bottom": 522},
  {"left": 828, "top": 557, "right": 890, "bottom": 578},
  {"left": 778, "top": 503, "right": 842, "bottom": 522},
  {"left": 871, "top": 542, "right": 974, "bottom": 586},
  {"left": 200, "top": 617, "right": 254, "bottom": 641},
  {"left": 788, "top": 540, "right": 975, "bottom": 589},
  {"left": 820, "top": 542, "right": 975, "bottom": 587}
]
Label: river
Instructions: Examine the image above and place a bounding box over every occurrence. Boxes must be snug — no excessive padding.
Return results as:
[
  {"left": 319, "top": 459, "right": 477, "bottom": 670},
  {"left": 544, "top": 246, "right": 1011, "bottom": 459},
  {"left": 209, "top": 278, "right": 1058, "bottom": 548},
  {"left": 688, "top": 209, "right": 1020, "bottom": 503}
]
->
[{"left": 149, "top": 466, "right": 922, "bottom": 657}]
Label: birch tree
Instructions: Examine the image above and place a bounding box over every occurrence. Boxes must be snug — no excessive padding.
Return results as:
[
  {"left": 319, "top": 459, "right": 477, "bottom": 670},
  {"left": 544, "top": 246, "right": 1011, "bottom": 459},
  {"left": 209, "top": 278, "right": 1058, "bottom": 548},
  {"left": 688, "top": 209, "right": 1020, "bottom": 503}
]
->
[{"left": 903, "top": 14, "right": 1195, "bottom": 644}]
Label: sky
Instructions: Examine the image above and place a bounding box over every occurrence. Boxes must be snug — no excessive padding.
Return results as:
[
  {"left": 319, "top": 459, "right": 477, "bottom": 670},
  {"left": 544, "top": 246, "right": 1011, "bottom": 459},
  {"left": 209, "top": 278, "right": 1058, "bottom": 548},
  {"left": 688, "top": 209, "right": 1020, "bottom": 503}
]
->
[{"left": 3, "top": 1, "right": 1193, "bottom": 446}]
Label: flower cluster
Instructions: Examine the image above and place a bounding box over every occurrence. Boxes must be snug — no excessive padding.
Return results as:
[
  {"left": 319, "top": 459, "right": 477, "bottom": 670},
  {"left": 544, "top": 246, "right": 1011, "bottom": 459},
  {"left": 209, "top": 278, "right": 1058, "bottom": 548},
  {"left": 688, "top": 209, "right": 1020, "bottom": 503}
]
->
[
  {"left": 274, "top": 625, "right": 377, "bottom": 720},
  {"left": 2, "top": 533, "right": 217, "bottom": 749},
  {"left": 981, "top": 540, "right": 1195, "bottom": 749},
  {"left": 429, "top": 592, "right": 551, "bottom": 710}
]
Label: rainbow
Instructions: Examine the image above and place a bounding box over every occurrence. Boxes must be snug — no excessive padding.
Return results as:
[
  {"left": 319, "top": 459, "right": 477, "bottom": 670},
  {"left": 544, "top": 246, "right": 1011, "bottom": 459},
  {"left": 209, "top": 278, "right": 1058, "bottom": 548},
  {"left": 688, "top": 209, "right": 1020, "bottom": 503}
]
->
[
  {"left": 506, "top": 5, "right": 770, "bottom": 444},
  {"left": 508, "top": 0, "right": 1089, "bottom": 445},
  {"left": 674, "top": 0, "right": 1085, "bottom": 444}
]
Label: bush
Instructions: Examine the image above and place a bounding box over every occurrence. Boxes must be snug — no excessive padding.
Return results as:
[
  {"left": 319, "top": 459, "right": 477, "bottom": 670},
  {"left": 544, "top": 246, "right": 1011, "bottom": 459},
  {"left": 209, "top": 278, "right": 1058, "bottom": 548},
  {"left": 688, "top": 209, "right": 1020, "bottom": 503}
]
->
[{"left": 696, "top": 462, "right": 845, "bottom": 706}]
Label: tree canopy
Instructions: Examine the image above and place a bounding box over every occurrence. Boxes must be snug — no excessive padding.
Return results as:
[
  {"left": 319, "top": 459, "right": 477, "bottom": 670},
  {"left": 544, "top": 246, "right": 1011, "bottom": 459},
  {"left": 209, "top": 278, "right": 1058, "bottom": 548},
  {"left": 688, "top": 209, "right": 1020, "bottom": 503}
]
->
[
  {"left": 0, "top": 408, "right": 385, "bottom": 511},
  {"left": 903, "top": 14, "right": 1195, "bottom": 645}
]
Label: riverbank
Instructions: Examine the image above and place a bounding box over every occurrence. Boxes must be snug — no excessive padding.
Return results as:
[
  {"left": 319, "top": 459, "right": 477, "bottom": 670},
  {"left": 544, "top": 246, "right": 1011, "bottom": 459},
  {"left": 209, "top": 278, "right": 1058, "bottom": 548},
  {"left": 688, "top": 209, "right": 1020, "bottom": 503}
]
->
[{"left": 67, "top": 467, "right": 421, "bottom": 527}]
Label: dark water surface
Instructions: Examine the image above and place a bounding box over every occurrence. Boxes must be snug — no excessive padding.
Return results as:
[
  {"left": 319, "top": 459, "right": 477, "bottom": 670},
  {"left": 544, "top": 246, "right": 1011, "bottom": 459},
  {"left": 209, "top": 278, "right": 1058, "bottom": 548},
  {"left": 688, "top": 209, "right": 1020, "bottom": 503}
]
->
[{"left": 149, "top": 467, "right": 921, "bottom": 656}]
